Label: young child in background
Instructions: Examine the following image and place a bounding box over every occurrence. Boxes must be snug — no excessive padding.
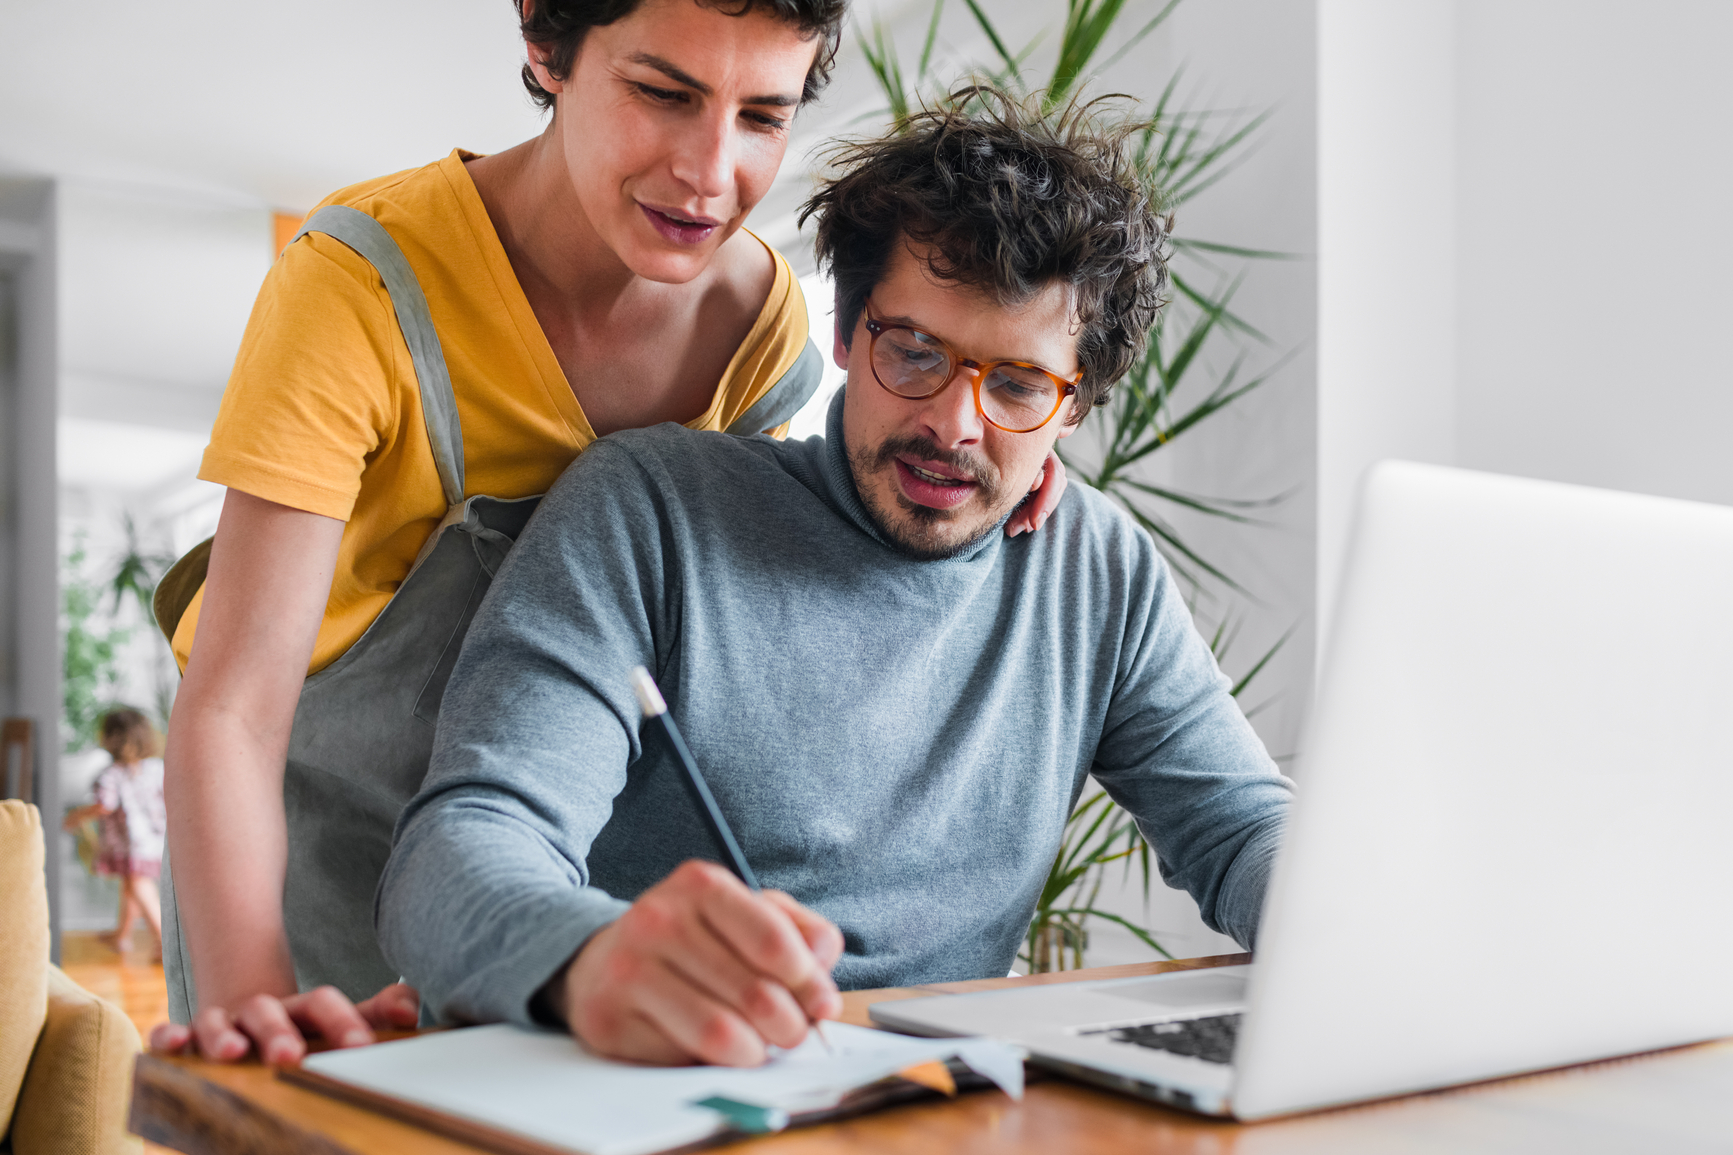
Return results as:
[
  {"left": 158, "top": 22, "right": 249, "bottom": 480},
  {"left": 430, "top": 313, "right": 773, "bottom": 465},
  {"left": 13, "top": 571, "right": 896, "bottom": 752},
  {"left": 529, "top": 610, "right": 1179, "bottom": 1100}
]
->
[{"left": 64, "top": 708, "right": 167, "bottom": 956}]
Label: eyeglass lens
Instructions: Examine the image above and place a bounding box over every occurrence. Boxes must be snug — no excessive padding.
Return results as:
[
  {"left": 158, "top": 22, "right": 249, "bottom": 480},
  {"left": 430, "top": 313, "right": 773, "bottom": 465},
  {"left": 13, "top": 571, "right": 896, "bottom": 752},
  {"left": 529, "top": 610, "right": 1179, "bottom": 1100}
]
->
[{"left": 871, "top": 326, "right": 1062, "bottom": 430}]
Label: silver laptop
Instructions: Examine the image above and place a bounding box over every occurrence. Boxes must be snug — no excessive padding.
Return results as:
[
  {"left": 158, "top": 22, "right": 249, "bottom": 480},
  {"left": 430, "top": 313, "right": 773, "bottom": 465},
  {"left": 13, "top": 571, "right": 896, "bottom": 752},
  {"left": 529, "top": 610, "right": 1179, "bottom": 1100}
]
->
[{"left": 873, "top": 461, "right": 1733, "bottom": 1120}]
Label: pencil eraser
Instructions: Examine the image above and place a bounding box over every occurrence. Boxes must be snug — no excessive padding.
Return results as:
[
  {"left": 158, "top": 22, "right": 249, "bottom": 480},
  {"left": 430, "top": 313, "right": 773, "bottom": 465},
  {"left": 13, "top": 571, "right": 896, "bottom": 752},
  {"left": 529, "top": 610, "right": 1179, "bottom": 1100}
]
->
[{"left": 628, "top": 666, "right": 667, "bottom": 717}]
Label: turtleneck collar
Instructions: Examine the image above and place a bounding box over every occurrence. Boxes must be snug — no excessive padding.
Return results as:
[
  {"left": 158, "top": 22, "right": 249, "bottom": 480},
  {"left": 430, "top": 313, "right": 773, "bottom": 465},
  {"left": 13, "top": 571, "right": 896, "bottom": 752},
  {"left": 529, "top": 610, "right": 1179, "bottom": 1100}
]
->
[{"left": 806, "top": 386, "right": 1010, "bottom": 566}]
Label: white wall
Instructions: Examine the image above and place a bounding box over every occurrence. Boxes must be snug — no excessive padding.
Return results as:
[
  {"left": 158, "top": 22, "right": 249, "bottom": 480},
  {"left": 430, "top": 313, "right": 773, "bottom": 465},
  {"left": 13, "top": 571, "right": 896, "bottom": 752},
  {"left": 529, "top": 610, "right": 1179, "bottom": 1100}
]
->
[
  {"left": 1454, "top": 1, "right": 1733, "bottom": 506},
  {"left": 1318, "top": 0, "right": 1733, "bottom": 640},
  {"left": 58, "top": 181, "right": 272, "bottom": 435},
  {"left": 0, "top": 1, "right": 541, "bottom": 212},
  {"left": 1118, "top": 0, "right": 1320, "bottom": 758},
  {"left": 53, "top": 180, "right": 265, "bottom": 738}
]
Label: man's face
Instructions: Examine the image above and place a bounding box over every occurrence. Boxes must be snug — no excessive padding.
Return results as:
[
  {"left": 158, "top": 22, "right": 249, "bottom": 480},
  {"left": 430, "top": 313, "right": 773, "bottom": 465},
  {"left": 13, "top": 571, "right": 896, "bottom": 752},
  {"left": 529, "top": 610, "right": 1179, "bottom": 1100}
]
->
[{"left": 837, "top": 242, "right": 1080, "bottom": 560}]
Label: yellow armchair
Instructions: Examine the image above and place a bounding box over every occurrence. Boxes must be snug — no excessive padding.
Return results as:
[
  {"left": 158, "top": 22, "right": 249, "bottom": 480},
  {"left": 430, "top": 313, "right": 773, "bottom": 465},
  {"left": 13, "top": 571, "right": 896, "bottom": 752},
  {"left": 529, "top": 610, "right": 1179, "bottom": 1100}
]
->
[{"left": 0, "top": 801, "right": 142, "bottom": 1155}]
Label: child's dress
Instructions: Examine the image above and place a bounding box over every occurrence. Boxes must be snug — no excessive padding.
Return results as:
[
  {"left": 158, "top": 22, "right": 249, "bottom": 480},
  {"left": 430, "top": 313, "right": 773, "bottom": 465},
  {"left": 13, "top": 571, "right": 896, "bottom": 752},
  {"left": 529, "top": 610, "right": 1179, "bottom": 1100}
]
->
[{"left": 93, "top": 757, "right": 167, "bottom": 880}]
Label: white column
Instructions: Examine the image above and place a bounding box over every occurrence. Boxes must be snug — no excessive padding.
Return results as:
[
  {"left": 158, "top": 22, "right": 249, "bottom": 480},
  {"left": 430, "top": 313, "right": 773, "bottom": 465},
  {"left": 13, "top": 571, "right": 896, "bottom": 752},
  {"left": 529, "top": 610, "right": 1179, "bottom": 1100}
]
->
[
  {"left": 0, "top": 179, "right": 61, "bottom": 959},
  {"left": 1316, "top": 0, "right": 1459, "bottom": 652}
]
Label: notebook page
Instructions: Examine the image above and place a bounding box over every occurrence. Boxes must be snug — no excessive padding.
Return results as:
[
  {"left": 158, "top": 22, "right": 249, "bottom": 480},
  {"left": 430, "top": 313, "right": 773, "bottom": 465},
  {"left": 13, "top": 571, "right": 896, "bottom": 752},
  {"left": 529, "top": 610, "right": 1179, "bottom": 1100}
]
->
[{"left": 300, "top": 1021, "right": 1022, "bottom": 1155}]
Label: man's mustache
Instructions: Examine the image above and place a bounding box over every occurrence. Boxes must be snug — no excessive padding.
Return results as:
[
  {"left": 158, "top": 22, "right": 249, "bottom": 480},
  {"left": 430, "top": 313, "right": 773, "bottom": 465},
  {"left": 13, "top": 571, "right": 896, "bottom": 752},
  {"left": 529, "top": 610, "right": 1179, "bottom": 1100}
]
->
[{"left": 872, "top": 435, "right": 1001, "bottom": 497}]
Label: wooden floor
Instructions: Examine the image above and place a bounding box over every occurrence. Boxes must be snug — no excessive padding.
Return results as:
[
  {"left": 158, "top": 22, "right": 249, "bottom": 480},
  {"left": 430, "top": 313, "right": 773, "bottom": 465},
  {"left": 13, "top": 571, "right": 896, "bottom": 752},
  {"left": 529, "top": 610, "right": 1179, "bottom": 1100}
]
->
[
  {"left": 61, "top": 929, "right": 170, "bottom": 1041},
  {"left": 61, "top": 931, "right": 175, "bottom": 1155}
]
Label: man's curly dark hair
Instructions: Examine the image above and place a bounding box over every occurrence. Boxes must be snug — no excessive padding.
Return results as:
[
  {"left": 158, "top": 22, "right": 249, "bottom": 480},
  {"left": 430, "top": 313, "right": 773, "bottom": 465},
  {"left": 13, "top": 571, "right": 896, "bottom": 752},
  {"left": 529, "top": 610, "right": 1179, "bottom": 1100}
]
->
[
  {"left": 801, "top": 87, "right": 1170, "bottom": 422},
  {"left": 512, "top": 0, "right": 845, "bottom": 111}
]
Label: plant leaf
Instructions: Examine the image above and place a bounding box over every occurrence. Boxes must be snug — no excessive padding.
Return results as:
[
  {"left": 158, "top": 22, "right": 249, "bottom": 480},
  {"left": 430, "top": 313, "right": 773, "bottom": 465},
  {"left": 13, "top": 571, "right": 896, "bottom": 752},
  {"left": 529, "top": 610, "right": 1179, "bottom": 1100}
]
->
[
  {"left": 917, "top": 0, "right": 947, "bottom": 80},
  {"left": 1170, "top": 237, "right": 1300, "bottom": 261},
  {"left": 1087, "top": 0, "right": 1183, "bottom": 81},
  {"left": 1042, "top": 908, "right": 1175, "bottom": 959},
  {"left": 959, "top": 0, "right": 1022, "bottom": 86},
  {"left": 1230, "top": 626, "right": 1293, "bottom": 698}
]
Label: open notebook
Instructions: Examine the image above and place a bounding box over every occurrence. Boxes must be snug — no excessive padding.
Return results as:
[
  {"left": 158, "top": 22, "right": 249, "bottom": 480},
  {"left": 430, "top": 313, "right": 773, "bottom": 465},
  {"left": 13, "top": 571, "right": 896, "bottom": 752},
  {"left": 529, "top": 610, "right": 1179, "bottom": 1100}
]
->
[{"left": 287, "top": 1021, "right": 1023, "bottom": 1155}]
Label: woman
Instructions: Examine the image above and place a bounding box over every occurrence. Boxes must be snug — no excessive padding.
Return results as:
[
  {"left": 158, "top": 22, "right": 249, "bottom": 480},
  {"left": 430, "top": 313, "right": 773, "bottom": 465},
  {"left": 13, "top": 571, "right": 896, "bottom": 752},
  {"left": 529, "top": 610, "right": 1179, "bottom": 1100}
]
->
[{"left": 152, "top": 0, "right": 1065, "bottom": 1065}]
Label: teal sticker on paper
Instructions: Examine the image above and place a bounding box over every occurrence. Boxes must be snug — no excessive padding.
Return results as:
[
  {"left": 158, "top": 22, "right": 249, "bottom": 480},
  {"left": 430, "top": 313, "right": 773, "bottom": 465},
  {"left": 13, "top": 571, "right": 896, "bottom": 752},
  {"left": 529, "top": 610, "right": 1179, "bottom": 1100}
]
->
[{"left": 694, "top": 1096, "right": 790, "bottom": 1134}]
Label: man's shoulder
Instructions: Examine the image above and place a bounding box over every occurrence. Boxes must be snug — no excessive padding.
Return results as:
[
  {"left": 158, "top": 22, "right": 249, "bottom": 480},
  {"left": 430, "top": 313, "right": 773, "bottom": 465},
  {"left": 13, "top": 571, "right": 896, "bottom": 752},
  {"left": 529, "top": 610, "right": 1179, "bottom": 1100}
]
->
[
  {"left": 586, "top": 423, "right": 793, "bottom": 471},
  {"left": 556, "top": 424, "right": 810, "bottom": 505},
  {"left": 1030, "top": 477, "right": 1176, "bottom": 604},
  {"left": 1051, "top": 478, "right": 1159, "bottom": 557}
]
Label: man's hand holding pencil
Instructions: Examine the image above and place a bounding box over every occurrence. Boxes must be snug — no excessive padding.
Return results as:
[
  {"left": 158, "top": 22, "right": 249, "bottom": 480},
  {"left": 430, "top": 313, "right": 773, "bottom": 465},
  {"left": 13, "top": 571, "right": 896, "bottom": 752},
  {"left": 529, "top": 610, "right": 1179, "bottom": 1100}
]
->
[
  {"left": 545, "top": 860, "right": 844, "bottom": 1066},
  {"left": 535, "top": 668, "right": 844, "bottom": 1067}
]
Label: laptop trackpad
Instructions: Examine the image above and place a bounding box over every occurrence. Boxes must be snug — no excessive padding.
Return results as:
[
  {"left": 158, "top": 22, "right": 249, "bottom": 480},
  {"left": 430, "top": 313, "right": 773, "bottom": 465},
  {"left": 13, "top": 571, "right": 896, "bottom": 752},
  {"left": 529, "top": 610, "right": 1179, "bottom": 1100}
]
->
[{"left": 1106, "top": 973, "right": 1248, "bottom": 1009}]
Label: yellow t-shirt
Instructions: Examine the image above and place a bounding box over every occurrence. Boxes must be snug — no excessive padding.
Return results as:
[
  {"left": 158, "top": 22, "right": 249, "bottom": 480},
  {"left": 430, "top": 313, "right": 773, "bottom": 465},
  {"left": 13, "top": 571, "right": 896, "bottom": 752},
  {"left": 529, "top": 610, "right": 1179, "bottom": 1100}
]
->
[{"left": 174, "top": 149, "right": 808, "bottom": 675}]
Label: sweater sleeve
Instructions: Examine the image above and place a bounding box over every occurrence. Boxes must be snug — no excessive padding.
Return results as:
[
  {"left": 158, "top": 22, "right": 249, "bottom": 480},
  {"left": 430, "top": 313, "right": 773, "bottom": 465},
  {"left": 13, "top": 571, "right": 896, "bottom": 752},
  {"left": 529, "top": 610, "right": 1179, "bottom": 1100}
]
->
[
  {"left": 1088, "top": 534, "right": 1294, "bottom": 951},
  {"left": 376, "top": 441, "right": 674, "bottom": 1025}
]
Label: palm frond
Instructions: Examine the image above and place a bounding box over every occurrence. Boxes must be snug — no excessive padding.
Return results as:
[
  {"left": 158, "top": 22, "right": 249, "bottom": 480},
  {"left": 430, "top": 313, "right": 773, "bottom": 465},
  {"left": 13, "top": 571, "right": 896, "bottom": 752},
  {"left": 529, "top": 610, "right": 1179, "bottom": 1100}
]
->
[
  {"left": 1229, "top": 627, "right": 1292, "bottom": 698},
  {"left": 959, "top": 0, "right": 1023, "bottom": 86},
  {"left": 917, "top": 0, "right": 947, "bottom": 77},
  {"left": 1086, "top": 0, "right": 1184, "bottom": 84},
  {"left": 1170, "top": 237, "right": 1300, "bottom": 261},
  {"left": 856, "top": 20, "right": 911, "bottom": 126},
  {"left": 1043, "top": 908, "right": 1176, "bottom": 959}
]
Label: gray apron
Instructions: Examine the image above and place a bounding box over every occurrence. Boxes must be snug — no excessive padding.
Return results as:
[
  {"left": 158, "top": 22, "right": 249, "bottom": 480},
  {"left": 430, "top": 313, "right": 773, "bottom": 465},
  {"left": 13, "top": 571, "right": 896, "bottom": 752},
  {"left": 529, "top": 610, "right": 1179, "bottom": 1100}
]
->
[{"left": 159, "top": 205, "right": 823, "bottom": 1021}]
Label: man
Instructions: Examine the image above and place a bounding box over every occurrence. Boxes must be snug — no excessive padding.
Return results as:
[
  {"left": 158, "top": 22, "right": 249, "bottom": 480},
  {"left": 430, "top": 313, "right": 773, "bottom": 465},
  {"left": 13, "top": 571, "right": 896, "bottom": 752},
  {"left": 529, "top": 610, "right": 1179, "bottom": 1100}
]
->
[{"left": 378, "top": 91, "right": 1293, "bottom": 1069}]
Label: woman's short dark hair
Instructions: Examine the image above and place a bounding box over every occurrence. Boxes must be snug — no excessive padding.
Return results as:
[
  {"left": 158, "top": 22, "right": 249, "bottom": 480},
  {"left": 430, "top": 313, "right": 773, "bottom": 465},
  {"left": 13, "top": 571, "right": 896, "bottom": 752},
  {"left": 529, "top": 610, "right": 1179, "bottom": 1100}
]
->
[
  {"left": 801, "top": 87, "right": 1170, "bottom": 422},
  {"left": 514, "top": 0, "right": 845, "bottom": 111}
]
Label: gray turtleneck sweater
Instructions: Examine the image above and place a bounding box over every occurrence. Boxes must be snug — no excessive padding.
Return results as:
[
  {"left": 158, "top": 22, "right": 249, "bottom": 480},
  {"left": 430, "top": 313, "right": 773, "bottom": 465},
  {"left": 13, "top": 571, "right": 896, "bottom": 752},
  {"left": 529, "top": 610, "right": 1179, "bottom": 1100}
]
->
[{"left": 378, "top": 394, "right": 1293, "bottom": 1025}]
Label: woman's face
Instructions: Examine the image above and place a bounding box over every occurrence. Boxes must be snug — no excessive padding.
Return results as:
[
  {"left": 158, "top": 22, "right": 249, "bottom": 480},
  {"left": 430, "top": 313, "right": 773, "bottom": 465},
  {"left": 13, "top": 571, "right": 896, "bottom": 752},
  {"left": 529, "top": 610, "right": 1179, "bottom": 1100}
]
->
[{"left": 531, "top": 0, "right": 818, "bottom": 284}]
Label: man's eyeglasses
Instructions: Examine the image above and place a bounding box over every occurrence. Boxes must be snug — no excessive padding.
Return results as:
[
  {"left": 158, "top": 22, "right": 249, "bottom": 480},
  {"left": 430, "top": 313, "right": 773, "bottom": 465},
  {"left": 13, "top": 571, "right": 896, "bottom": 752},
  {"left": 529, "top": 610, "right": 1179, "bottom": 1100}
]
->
[{"left": 862, "top": 301, "right": 1081, "bottom": 434}]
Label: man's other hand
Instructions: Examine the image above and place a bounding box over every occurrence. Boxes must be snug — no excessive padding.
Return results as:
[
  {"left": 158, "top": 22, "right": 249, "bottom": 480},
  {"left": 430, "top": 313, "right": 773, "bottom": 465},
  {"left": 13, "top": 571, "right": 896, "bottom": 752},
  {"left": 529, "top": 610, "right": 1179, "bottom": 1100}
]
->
[{"left": 556, "top": 860, "right": 844, "bottom": 1066}]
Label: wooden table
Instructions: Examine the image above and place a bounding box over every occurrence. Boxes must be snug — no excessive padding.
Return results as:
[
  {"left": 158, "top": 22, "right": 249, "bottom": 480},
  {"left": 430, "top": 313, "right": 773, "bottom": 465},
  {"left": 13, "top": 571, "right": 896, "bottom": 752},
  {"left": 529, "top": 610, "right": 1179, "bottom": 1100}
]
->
[{"left": 131, "top": 954, "right": 1733, "bottom": 1154}]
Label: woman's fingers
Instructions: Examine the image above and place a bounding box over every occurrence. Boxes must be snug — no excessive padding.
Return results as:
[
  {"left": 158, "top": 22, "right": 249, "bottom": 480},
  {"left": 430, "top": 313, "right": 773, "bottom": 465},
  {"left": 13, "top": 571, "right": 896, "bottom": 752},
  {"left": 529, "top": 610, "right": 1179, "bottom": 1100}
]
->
[
  {"left": 162, "top": 987, "right": 389, "bottom": 1065},
  {"left": 191, "top": 1005, "right": 251, "bottom": 1062},
  {"left": 356, "top": 982, "right": 421, "bottom": 1030},
  {"left": 234, "top": 994, "right": 309, "bottom": 1065},
  {"left": 147, "top": 1020, "right": 192, "bottom": 1054},
  {"left": 1005, "top": 450, "right": 1068, "bottom": 536},
  {"left": 282, "top": 985, "right": 374, "bottom": 1049}
]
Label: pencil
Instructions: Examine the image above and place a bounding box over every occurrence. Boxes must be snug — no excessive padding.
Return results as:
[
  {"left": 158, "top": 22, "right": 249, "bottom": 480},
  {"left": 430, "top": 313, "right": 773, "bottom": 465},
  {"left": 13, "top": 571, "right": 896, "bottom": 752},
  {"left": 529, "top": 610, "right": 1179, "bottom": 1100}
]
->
[
  {"left": 630, "top": 666, "right": 759, "bottom": 890},
  {"left": 628, "top": 666, "right": 835, "bottom": 1054}
]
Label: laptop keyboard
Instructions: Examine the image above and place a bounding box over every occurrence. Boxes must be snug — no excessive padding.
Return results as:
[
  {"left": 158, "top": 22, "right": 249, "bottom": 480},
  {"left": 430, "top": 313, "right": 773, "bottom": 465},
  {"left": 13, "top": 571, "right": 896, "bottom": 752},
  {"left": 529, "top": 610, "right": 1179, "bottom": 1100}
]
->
[{"left": 1083, "top": 1013, "right": 1242, "bottom": 1065}]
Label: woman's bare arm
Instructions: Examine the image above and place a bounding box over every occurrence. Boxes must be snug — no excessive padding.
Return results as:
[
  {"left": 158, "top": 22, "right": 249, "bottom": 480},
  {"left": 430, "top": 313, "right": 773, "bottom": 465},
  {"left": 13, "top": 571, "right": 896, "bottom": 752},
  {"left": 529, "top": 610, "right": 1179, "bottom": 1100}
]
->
[{"left": 155, "top": 489, "right": 415, "bottom": 1061}]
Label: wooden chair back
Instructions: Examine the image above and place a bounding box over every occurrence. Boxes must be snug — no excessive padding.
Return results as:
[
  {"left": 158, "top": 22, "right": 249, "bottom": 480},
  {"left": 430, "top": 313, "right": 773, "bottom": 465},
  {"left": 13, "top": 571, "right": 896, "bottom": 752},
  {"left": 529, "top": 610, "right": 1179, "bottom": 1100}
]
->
[{"left": 2, "top": 719, "right": 34, "bottom": 803}]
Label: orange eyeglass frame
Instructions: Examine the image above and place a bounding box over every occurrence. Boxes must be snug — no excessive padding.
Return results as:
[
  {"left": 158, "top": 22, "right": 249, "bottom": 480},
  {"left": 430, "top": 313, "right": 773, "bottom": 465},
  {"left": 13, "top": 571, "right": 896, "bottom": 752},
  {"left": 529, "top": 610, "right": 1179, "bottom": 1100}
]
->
[{"left": 862, "top": 301, "right": 1082, "bottom": 434}]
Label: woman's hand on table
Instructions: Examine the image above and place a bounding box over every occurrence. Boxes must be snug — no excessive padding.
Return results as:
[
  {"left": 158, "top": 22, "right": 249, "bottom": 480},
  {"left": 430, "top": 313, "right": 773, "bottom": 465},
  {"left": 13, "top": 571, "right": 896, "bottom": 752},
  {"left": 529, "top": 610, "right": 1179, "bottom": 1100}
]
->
[
  {"left": 148, "top": 982, "right": 420, "bottom": 1064},
  {"left": 1006, "top": 450, "right": 1068, "bottom": 536}
]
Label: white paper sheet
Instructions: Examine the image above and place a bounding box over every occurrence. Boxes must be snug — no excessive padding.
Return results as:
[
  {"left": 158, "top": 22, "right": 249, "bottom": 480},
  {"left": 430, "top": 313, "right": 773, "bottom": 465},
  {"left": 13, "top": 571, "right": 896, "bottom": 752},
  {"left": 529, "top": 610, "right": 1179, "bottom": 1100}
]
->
[{"left": 301, "top": 1021, "right": 1023, "bottom": 1155}]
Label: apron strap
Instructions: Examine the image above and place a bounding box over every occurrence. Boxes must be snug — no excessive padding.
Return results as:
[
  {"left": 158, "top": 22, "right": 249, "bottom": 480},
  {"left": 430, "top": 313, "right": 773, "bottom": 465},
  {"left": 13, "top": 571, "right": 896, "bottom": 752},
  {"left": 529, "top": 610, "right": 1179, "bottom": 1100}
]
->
[
  {"left": 725, "top": 339, "right": 825, "bottom": 436},
  {"left": 293, "top": 206, "right": 466, "bottom": 507}
]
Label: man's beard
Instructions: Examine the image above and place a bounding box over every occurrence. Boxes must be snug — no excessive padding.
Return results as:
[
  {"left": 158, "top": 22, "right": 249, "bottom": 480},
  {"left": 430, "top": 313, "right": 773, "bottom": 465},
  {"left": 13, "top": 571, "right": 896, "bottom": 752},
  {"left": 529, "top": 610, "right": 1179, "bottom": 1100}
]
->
[{"left": 847, "top": 433, "right": 1015, "bottom": 561}]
